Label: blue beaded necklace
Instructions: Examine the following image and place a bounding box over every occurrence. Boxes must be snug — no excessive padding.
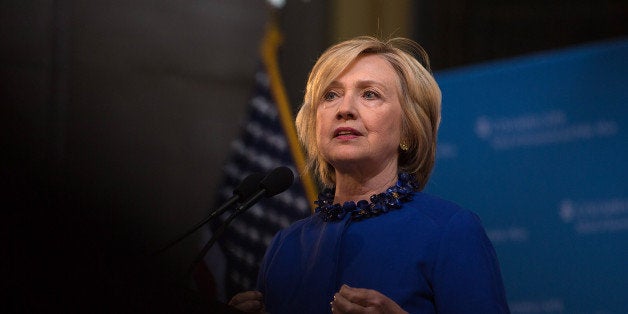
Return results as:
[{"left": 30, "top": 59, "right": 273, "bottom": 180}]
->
[{"left": 315, "top": 172, "right": 420, "bottom": 222}]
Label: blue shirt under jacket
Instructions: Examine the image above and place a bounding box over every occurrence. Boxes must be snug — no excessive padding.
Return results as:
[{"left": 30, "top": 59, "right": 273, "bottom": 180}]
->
[{"left": 256, "top": 192, "right": 510, "bottom": 314}]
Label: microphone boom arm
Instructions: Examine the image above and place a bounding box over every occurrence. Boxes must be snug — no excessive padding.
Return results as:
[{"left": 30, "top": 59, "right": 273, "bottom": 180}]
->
[
  {"left": 153, "top": 195, "right": 240, "bottom": 255},
  {"left": 187, "top": 189, "right": 266, "bottom": 276}
]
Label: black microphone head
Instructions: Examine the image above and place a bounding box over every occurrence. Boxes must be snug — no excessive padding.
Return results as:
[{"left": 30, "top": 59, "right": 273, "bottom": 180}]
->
[
  {"left": 260, "top": 166, "right": 294, "bottom": 197},
  {"left": 233, "top": 172, "right": 265, "bottom": 199}
]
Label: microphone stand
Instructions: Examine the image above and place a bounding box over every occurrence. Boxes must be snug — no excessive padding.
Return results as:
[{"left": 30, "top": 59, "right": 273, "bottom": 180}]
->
[
  {"left": 153, "top": 195, "right": 242, "bottom": 255},
  {"left": 187, "top": 189, "right": 267, "bottom": 277}
]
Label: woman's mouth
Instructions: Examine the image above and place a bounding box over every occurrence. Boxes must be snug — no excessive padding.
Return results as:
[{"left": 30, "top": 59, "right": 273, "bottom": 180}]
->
[{"left": 334, "top": 127, "right": 361, "bottom": 139}]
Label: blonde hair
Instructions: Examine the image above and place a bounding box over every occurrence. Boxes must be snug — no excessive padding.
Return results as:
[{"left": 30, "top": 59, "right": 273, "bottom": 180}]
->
[{"left": 295, "top": 36, "right": 441, "bottom": 190}]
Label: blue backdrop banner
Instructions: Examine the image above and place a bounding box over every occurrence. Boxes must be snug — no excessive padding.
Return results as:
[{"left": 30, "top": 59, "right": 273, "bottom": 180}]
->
[{"left": 427, "top": 38, "right": 628, "bottom": 314}]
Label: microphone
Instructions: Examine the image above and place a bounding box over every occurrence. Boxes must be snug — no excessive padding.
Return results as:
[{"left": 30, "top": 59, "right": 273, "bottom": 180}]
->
[
  {"left": 154, "top": 172, "right": 265, "bottom": 255},
  {"left": 213, "top": 172, "right": 267, "bottom": 219},
  {"left": 188, "top": 166, "right": 294, "bottom": 276},
  {"left": 233, "top": 166, "right": 295, "bottom": 214}
]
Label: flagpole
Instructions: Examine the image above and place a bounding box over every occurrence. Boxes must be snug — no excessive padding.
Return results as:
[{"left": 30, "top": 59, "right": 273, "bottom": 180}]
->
[{"left": 260, "top": 20, "right": 318, "bottom": 211}]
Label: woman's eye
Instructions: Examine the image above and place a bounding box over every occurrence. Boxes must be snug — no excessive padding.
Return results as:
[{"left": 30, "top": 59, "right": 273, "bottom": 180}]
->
[
  {"left": 363, "top": 90, "right": 379, "bottom": 99},
  {"left": 323, "top": 91, "right": 339, "bottom": 101}
]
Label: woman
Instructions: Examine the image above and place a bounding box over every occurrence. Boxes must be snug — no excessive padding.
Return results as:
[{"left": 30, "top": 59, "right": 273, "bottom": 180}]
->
[{"left": 229, "top": 36, "right": 510, "bottom": 313}]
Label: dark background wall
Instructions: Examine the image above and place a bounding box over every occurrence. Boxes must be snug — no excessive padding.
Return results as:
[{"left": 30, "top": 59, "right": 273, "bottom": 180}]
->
[
  {"left": 415, "top": 0, "right": 627, "bottom": 69},
  {"left": 2, "top": 0, "right": 625, "bottom": 311}
]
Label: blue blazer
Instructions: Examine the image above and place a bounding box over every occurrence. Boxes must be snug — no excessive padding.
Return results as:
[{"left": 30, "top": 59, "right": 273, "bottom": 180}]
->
[{"left": 257, "top": 192, "right": 510, "bottom": 313}]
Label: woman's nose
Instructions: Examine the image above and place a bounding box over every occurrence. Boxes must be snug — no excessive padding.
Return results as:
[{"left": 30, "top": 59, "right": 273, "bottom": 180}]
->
[{"left": 335, "top": 95, "right": 357, "bottom": 120}]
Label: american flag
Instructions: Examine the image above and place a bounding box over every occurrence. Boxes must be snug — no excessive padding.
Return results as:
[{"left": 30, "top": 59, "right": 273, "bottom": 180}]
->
[{"left": 207, "top": 22, "right": 317, "bottom": 299}]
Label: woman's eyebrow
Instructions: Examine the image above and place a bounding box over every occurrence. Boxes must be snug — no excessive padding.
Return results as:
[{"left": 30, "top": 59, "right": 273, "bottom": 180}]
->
[
  {"left": 354, "top": 79, "right": 387, "bottom": 89},
  {"left": 326, "top": 80, "right": 343, "bottom": 88},
  {"left": 327, "top": 79, "right": 389, "bottom": 91}
]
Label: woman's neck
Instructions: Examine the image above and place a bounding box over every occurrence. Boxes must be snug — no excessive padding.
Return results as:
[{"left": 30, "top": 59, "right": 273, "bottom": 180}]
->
[{"left": 333, "top": 166, "right": 398, "bottom": 204}]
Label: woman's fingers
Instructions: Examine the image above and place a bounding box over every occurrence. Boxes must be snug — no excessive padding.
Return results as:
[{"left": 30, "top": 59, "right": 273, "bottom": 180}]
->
[
  {"left": 331, "top": 285, "right": 408, "bottom": 314},
  {"left": 332, "top": 290, "right": 366, "bottom": 313},
  {"left": 228, "top": 291, "right": 264, "bottom": 312},
  {"left": 339, "top": 285, "right": 381, "bottom": 308},
  {"left": 228, "top": 291, "right": 262, "bottom": 305}
]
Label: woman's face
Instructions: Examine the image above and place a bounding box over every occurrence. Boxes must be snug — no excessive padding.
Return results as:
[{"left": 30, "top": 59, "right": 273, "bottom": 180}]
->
[{"left": 316, "top": 54, "right": 403, "bottom": 174}]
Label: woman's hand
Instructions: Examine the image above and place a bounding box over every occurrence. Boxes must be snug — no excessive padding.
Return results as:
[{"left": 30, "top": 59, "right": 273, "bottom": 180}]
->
[
  {"left": 330, "top": 284, "right": 408, "bottom": 314},
  {"left": 228, "top": 291, "right": 265, "bottom": 313}
]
